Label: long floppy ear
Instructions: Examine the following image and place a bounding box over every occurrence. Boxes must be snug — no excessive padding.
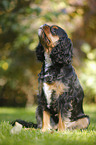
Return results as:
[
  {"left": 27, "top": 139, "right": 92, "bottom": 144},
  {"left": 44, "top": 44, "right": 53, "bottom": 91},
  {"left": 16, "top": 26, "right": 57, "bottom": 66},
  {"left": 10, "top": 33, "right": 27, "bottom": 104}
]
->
[
  {"left": 50, "top": 37, "right": 73, "bottom": 65},
  {"left": 36, "top": 42, "right": 45, "bottom": 62}
]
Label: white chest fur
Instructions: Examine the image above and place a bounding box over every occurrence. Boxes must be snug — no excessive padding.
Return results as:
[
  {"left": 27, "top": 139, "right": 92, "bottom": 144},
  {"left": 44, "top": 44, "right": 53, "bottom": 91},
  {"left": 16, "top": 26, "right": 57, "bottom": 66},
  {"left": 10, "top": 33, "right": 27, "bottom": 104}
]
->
[
  {"left": 43, "top": 83, "right": 52, "bottom": 107},
  {"left": 43, "top": 52, "right": 67, "bottom": 107},
  {"left": 43, "top": 52, "right": 52, "bottom": 107},
  {"left": 43, "top": 81, "right": 67, "bottom": 108},
  {"left": 44, "top": 52, "right": 52, "bottom": 68}
]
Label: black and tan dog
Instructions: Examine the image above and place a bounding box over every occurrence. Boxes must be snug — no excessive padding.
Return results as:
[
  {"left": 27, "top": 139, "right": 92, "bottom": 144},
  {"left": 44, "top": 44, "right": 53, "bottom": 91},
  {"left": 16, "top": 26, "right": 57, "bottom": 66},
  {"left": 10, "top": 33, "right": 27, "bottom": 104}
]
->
[{"left": 12, "top": 24, "right": 90, "bottom": 132}]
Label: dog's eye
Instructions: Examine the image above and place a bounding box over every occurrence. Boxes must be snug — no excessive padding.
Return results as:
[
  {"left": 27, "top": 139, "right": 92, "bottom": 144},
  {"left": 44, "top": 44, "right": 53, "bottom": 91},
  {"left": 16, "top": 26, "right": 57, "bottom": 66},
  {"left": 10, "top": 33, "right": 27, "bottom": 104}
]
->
[{"left": 51, "top": 28, "right": 57, "bottom": 35}]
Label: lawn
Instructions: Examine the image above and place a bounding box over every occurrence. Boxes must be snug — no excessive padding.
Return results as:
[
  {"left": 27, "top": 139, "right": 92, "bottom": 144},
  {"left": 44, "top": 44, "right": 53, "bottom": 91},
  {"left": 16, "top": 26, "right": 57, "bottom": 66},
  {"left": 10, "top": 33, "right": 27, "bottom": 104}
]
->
[{"left": 0, "top": 104, "right": 96, "bottom": 145}]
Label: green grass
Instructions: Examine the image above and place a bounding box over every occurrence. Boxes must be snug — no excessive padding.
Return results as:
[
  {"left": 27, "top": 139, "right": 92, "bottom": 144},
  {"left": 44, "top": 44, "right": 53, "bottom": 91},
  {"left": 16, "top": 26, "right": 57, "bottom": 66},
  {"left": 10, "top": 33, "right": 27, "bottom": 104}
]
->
[{"left": 0, "top": 104, "right": 96, "bottom": 145}]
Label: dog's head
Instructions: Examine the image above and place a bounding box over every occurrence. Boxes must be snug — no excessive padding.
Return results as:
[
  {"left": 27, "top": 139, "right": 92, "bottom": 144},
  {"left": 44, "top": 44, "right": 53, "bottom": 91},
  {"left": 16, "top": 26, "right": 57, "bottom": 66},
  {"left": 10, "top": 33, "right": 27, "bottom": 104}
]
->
[{"left": 36, "top": 24, "right": 73, "bottom": 65}]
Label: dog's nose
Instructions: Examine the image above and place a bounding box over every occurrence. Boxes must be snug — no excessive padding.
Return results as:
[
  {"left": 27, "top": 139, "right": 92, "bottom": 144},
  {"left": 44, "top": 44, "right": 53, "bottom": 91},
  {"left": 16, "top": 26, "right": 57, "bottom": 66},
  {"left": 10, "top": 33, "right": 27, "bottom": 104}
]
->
[
  {"left": 38, "top": 24, "right": 50, "bottom": 36},
  {"left": 43, "top": 24, "right": 48, "bottom": 27},
  {"left": 40, "top": 24, "right": 49, "bottom": 29}
]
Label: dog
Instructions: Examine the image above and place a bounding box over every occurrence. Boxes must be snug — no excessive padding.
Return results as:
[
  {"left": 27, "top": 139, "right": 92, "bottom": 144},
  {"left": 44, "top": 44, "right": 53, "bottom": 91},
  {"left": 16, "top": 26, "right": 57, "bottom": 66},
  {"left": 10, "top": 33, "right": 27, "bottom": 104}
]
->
[{"left": 12, "top": 24, "right": 90, "bottom": 132}]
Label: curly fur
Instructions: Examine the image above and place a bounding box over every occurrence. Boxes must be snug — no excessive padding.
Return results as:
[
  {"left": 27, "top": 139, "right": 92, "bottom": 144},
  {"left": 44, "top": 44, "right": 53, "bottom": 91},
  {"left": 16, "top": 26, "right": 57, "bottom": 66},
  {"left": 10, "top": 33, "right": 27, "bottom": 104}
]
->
[
  {"left": 50, "top": 37, "right": 73, "bottom": 65},
  {"left": 35, "top": 24, "right": 90, "bottom": 130},
  {"left": 12, "top": 24, "right": 90, "bottom": 131},
  {"left": 36, "top": 42, "right": 44, "bottom": 62}
]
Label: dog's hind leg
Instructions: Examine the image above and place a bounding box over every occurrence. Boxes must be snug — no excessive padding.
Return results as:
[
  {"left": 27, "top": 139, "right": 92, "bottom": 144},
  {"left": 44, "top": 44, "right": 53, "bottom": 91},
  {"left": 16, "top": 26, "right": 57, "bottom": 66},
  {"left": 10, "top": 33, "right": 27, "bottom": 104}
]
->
[{"left": 67, "top": 116, "right": 90, "bottom": 130}]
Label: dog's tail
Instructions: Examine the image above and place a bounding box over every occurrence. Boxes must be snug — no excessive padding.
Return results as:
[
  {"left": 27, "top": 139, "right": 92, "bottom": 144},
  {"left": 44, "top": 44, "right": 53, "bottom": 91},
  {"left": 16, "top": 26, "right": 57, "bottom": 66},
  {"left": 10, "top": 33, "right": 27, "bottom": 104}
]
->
[{"left": 11, "top": 119, "right": 38, "bottom": 128}]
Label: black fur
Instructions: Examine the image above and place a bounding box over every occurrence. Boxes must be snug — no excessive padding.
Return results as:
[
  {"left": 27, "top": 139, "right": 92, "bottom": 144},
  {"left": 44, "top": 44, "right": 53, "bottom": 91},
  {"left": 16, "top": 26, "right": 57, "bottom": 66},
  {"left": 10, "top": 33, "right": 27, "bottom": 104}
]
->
[
  {"left": 35, "top": 25, "right": 89, "bottom": 129},
  {"left": 50, "top": 37, "right": 73, "bottom": 65},
  {"left": 11, "top": 24, "right": 89, "bottom": 130},
  {"left": 36, "top": 42, "right": 44, "bottom": 62},
  {"left": 11, "top": 119, "right": 37, "bottom": 128}
]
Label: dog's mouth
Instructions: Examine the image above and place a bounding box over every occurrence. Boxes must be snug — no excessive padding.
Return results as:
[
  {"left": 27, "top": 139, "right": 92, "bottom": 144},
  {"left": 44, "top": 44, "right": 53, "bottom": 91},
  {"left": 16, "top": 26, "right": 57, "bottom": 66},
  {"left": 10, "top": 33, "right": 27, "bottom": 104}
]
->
[
  {"left": 38, "top": 24, "right": 51, "bottom": 48},
  {"left": 38, "top": 27, "right": 44, "bottom": 36}
]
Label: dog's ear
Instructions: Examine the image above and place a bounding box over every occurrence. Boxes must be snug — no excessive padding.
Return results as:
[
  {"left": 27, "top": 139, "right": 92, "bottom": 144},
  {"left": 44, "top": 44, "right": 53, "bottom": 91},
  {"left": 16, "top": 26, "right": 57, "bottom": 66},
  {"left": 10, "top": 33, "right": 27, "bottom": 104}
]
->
[
  {"left": 36, "top": 42, "right": 45, "bottom": 62},
  {"left": 50, "top": 37, "right": 73, "bottom": 65}
]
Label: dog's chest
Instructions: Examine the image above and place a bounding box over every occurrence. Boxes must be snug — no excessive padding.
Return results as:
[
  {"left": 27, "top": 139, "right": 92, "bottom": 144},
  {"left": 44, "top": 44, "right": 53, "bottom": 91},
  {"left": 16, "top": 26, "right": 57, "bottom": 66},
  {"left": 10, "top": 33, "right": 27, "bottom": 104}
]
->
[
  {"left": 43, "top": 83, "right": 52, "bottom": 107},
  {"left": 43, "top": 81, "right": 66, "bottom": 107},
  {"left": 43, "top": 52, "right": 66, "bottom": 107}
]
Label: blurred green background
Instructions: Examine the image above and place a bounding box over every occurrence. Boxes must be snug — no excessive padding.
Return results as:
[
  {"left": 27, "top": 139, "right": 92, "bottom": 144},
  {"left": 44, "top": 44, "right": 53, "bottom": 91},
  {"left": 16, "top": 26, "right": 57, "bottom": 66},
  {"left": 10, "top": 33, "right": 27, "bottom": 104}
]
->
[{"left": 0, "top": 0, "right": 96, "bottom": 107}]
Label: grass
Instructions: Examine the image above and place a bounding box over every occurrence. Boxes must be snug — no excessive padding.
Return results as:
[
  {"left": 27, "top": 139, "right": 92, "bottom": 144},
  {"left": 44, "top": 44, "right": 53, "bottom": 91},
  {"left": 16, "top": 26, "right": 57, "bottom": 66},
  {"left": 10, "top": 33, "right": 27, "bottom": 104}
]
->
[{"left": 0, "top": 104, "right": 96, "bottom": 145}]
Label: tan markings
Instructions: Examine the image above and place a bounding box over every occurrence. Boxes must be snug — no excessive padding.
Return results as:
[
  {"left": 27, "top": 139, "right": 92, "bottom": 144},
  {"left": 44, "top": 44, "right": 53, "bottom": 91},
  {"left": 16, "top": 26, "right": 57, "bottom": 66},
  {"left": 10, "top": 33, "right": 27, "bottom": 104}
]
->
[
  {"left": 46, "top": 81, "right": 67, "bottom": 97},
  {"left": 42, "top": 111, "right": 51, "bottom": 132},
  {"left": 75, "top": 117, "right": 89, "bottom": 129},
  {"left": 43, "top": 26, "right": 50, "bottom": 34},
  {"left": 66, "top": 117, "right": 89, "bottom": 130},
  {"left": 39, "top": 25, "right": 59, "bottom": 51},
  {"left": 58, "top": 112, "right": 65, "bottom": 131},
  {"left": 44, "top": 27, "right": 59, "bottom": 47},
  {"left": 48, "top": 33, "right": 59, "bottom": 44},
  {"left": 45, "top": 47, "right": 52, "bottom": 53},
  {"left": 52, "top": 26, "right": 58, "bottom": 29}
]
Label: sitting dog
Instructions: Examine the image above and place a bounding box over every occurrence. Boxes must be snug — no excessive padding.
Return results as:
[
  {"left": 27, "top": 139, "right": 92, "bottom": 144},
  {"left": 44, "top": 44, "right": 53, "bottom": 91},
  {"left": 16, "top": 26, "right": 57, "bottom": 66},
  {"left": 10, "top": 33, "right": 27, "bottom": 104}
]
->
[
  {"left": 36, "top": 24, "right": 90, "bottom": 132},
  {"left": 12, "top": 24, "right": 90, "bottom": 132}
]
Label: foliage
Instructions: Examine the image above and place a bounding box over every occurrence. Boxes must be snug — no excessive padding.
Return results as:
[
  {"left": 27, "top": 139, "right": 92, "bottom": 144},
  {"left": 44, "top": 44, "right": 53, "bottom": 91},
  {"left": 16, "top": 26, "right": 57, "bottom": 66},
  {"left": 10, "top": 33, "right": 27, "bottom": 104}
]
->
[
  {"left": 0, "top": 105, "right": 96, "bottom": 145},
  {"left": 80, "top": 44, "right": 96, "bottom": 102},
  {"left": 0, "top": 0, "right": 96, "bottom": 106},
  {"left": 0, "top": 0, "right": 41, "bottom": 106}
]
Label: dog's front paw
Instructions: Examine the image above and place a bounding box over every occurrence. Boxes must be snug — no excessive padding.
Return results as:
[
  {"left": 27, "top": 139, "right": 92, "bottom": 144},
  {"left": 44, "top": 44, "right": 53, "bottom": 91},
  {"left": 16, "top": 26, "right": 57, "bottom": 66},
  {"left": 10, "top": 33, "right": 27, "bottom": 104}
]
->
[{"left": 41, "top": 125, "right": 51, "bottom": 132}]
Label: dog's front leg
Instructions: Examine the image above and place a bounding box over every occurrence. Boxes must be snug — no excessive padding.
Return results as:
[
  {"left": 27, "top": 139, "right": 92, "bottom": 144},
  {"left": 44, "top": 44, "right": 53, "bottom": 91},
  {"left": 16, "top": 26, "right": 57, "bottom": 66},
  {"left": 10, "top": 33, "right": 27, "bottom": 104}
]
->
[
  {"left": 58, "top": 112, "right": 65, "bottom": 131},
  {"left": 42, "top": 110, "right": 51, "bottom": 132}
]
